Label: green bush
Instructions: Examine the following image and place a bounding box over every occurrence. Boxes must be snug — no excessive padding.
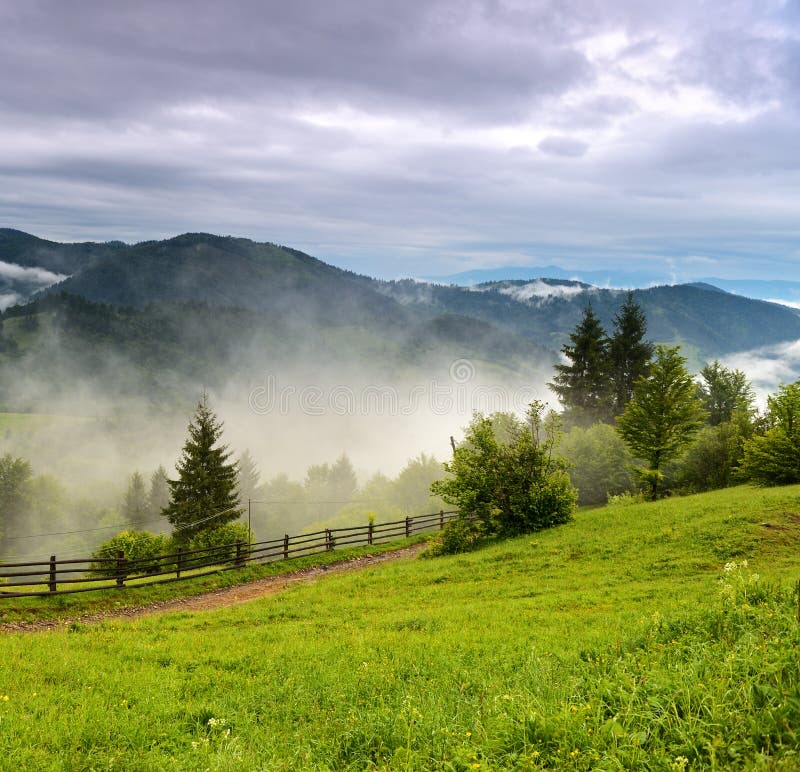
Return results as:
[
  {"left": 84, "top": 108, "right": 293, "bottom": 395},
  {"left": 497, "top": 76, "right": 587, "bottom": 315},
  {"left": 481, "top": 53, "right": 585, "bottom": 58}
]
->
[
  {"left": 90, "top": 530, "right": 173, "bottom": 576},
  {"left": 676, "top": 419, "right": 750, "bottom": 492},
  {"left": 422, "top": 516, "right": 484, "bottom": 557},
  {"left": 186, "top": 522, "right": 250, "bottom": 566},
  {"left": 430, "top": 403, "right": 576, "bottom": 549},
  {"left": 740, "top": 381, "right": 800, "bottom": 486}
]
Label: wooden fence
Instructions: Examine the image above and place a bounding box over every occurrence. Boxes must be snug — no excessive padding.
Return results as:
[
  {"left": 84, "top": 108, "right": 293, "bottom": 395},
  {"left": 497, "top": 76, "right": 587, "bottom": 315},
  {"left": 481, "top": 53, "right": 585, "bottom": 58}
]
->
[{"left": 0, "top": 510, "right": 461, "bottom": 598}]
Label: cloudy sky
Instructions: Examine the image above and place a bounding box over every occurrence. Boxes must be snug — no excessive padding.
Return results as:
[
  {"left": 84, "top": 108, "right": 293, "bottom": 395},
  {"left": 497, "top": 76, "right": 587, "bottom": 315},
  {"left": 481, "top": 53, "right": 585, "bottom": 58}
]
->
[{"left": 1, "top": 0, "right": 799, "bottom": 278}]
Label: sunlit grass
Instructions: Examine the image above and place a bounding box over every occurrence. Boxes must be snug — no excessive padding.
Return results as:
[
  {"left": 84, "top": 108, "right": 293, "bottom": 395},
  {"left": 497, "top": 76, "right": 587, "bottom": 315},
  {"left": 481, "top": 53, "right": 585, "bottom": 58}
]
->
[{"left": 0, "top": 484, "right": 799, "bottom": 769}]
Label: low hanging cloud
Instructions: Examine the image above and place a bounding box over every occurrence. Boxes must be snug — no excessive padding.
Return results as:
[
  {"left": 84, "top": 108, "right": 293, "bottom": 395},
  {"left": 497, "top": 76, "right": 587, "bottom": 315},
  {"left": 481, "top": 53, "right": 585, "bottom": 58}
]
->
[
  {"left": 722, "top": 338, "right": 800, "bottom": 407},
  {"left": 0, "top": 260, "right": 67, "bottom": 286},
  {"left": 497, "top": 280, "right": 590, "bottom": 303},
  {"left": 0, "top": 291, "right": 22, "bottom": 312}
]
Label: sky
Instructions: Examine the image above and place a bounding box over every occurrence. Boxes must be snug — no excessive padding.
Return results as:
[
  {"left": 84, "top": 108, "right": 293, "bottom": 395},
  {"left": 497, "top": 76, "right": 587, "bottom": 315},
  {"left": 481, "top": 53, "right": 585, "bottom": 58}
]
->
[{"left": 1, "top": 0, "right": 800, "bottom": 280}]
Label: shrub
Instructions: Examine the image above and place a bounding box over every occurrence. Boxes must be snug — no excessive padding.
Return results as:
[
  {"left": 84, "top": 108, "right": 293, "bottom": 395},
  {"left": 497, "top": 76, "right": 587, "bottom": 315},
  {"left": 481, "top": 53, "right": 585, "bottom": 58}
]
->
[
  {"left": 423, "top": 516, "right": 484, "bottom": 557},
  {"left": 675, "top": 419, "right": 750, "bottom": 492},
  {"left": 430, "top": 403, "right": 576, "bottom": 552},
  {"left": 186, "top": 522, "right": 250, "bottom": 566},
  {"left": 90, "top": 530, "right": 173, "bottom": 576},
  {"left": 740, "top": 381, "right": 800, "bottom": 486}
]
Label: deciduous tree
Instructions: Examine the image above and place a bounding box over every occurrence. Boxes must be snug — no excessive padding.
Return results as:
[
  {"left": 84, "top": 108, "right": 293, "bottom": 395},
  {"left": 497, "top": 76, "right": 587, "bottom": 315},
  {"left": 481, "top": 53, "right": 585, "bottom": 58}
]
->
[
  {"left": 431, "top": 403, "right": 576, "bottom": 540},
  {"left": 0, "top": 453, "right": 32, "bottom": 549},
  {"left": 698, "top": 361, "right": 755, "bottom": 426},
  {"left": 740, "top": 381, "right": 800, "bottom": 485}
]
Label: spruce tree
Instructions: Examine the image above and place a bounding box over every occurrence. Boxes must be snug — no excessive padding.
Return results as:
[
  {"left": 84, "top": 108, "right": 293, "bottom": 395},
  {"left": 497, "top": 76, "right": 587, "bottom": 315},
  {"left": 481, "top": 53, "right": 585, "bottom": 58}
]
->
[
  {"left": 121, "top": 471, "right": 148, "bottom": 523},
  {"left": 146, "top": 465, "right": 171, "bottom": 519},
  {"left": 608, "top": 292, "right": 654, "bottom": 416},
  {"left": 162, "top": 396, "right": 242, "bottom": 543},
  {"left": 236, "top": 449, "right": 261, "bottom": 507},
  {"left": 548, "top": 304, "right": 611, "bottom": 427},
  {"left": 616, "top": 345, "right": 706, "bottom": 499}
]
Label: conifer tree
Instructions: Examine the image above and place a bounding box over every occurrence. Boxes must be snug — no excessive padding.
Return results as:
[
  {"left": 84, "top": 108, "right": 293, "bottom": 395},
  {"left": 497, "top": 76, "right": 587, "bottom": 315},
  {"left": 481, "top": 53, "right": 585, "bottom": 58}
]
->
[
  {"left": 548, "top": 304, "right": 611, "bottom": 427},
  {"left": 616, "top": 345, "right": 706, "bottom": 499},
  {"left": 146, "top": 465, "right": 170, "bottom": 519},
  {"left": 162, "top": 396, "right": 242, "bottom": 543},
  {"left": 121, "top": 471, "right": 147, "bottom": 523},
  {"left": 236, "top": 449, "right": 261, "bottom": 507},
  {"left": 608, "top": 292, "right": 654, "bottom": 415}
]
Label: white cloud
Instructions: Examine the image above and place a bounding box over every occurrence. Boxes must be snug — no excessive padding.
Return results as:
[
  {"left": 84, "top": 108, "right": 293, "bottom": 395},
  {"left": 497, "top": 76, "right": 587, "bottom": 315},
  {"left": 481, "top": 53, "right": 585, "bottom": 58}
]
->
[
  {"left": 0, "top": 260, "right": 67, "bottom": 286},
  {"left": 497, "top": 280, "right": 590, "bottom": 303},
  {"left": 0, "top": 291, "right": 22, "bottom": 311},
  {"left": 723, "top": 338, "right": 800, "bottom": 407}
]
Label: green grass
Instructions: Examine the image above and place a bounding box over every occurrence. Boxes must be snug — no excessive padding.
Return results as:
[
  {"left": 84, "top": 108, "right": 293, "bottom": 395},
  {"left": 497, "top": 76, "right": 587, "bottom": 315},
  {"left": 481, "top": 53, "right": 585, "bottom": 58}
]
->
[
  {"left": 1, "top": 484, "right": 799, "bottom": 769},
  {"left": 0, "top": 536, "right": 429, "bottom": 624}
]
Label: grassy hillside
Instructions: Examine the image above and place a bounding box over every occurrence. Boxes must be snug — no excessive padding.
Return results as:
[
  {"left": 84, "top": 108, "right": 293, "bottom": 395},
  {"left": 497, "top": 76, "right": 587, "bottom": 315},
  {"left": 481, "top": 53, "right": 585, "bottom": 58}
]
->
[{"left": 1, "top": 485, "right": 799, "bottom": 768}]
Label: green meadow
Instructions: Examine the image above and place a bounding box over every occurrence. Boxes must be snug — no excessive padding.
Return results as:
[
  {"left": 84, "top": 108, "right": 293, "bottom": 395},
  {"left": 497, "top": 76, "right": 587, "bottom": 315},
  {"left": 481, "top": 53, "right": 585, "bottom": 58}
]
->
[{"left": 1, "top": 484, "right": 799, "bottom": 770}]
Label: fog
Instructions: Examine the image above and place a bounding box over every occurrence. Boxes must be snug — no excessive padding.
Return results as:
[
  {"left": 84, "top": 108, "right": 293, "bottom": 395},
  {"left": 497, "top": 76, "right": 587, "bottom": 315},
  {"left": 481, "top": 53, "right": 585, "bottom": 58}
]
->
[
  {"left": 0, "top": 300, "right": 551, "bottom": 559},
  {"left": 722, "top": 338, "right": 800, "bottom": 408}
]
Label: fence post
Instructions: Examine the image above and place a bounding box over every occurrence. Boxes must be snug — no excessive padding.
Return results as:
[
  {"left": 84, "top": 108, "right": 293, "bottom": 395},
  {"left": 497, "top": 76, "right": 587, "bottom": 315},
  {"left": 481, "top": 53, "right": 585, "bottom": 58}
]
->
[
  {"left": 116, "top": 550, "right": 127, "bottom": 588},
  {"left": 49, "top": 554, "right": 57, "bottom": 593},
  {"left": 235, "top": 541, "right": 245, "bottom": 568},
  {"left": 368, "top": 522, "right": 373, "bottom": 545},
  {"left": 283, "top": 533, "right": 290, "bottom": 560},
  {"left": 325, "top": 529, "right": 333, "bottom": 551},
  {"left": 439, "top": 510, "right": 444, "bottom": 529},
  {"left": 405, "top": 516, "right": 411, "bottom": 538},
  {"left": 176, "top": 547, "right": 183, "bottom": 579}
]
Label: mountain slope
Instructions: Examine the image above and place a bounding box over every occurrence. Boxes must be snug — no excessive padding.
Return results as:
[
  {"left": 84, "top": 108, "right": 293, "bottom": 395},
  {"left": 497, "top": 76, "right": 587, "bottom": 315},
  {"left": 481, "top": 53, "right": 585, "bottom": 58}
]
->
[
  {"left": 47, "top": 233, "right": 407, "bottom": 328},
  {"left": 378, "top": 278, "right": 800, "bottom": 363},
  {"left": 3, "top": 230, "right": 800, "bottom": 370}
]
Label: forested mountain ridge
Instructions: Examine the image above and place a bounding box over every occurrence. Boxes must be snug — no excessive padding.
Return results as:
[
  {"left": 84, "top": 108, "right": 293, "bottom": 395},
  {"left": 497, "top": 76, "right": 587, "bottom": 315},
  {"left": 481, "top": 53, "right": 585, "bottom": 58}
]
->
[
  {"left": 378, "top": 277, "right": 800, "bottom": 363},
  {"left": 2, "top": 230, "right": 800, "bottom": 372}
]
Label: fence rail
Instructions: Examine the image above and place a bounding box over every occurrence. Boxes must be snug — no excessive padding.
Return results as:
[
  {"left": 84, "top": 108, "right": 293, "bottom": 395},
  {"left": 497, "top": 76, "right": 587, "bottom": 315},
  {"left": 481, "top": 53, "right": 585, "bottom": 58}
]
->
[{"left": 0, "top": 510, "right": 461, "bottom": 598}]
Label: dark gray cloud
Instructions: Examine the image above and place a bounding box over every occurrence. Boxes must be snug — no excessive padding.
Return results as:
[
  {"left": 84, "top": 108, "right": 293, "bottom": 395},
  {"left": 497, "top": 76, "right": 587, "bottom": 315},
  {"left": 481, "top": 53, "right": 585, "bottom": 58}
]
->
[{"left": 0, "top": 0, "right": 798, "bottom": 279}]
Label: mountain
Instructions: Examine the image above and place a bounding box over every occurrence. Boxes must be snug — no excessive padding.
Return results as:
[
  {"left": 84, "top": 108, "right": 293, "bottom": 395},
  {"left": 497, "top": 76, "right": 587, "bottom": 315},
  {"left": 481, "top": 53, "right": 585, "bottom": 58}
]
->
[
  {"left": 376, "top": 278, "right": 800, "bottom": 365},
  {"left": 46, "top": 232, "right": 409, "bottom": 328},
  {"left": 2, "top": 230, "right": 800, "bottom": 410},
  {"left": 426, "top": 263, "right": 800, "bottom": 307}
]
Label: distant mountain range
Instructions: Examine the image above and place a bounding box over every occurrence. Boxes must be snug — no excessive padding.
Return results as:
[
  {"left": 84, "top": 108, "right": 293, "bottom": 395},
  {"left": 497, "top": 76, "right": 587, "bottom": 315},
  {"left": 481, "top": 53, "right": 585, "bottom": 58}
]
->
[
  {"left": 426, "top": 265, "right": 800, "bottom": 307},
  {"left": 2, "top": 229, "right": 800, "bottom": 413}
]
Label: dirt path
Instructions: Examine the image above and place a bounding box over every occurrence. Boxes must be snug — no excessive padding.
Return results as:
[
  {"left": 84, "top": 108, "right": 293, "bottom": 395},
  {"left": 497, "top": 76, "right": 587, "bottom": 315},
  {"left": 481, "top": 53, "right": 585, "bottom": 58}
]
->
[{"left": 0, "top": 542, "right": 427, "bottom": 633}]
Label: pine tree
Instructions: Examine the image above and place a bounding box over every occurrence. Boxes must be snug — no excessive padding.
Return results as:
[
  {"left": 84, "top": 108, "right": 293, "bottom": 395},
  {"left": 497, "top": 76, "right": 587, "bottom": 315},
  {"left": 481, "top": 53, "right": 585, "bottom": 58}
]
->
[
  {"left": 608, "top": 292, "right": 654, "bottom": 416},
  {"left": 616, "top": 345, "right": 706, "bottom": 499},
  {"left": 236, "top": 449, "right": 261, "bottom": 508},
  {"left": 162, "top": 396, "right": 242, "bottom": 543},
  {"left": 121, "top": 471, "right": 148, "bottom": 523},
  {"left": 548, "top": 304, "right": 611, "bottom": 427},
  {"left": 146, "top": 465, "right": 171, "bottom": 519}
]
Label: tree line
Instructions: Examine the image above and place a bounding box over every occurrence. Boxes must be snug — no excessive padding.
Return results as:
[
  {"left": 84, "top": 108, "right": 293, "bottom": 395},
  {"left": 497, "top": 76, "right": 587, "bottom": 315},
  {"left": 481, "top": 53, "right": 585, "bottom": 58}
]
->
[
  {"left": 0, "top": 396, "right": 446, "bottom": 562},
  {"left": 550, "top": 295, "right": 798, "bottom": 501}
]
